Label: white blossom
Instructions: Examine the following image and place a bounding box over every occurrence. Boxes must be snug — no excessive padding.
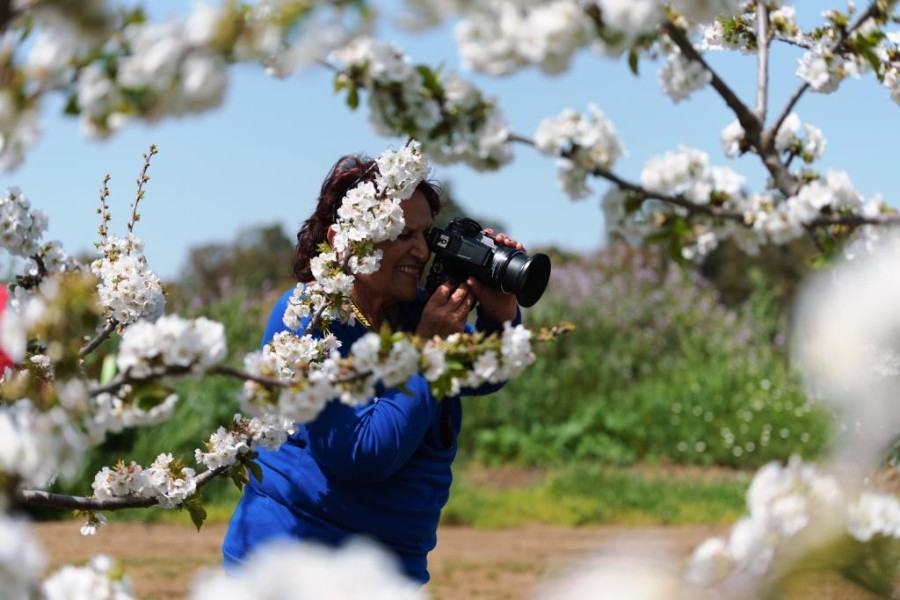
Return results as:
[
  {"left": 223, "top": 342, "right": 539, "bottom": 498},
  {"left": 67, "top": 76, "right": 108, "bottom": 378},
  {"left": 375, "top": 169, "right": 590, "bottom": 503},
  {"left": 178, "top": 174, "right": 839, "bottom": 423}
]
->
[
  {"left": 42, "top": 554, "right": 134, "bottom": 600},
  {"left": 659, "top": 53, "right": 712, "bottom": 103},
  {"left": 116, "top": 315, "right": 227, "bottom": 377},
  {"left": 0, "top": 516, "right": 46, "bottom": 599},
  {"left": 191, "top": 538, "right": 422, "bottom": 600},
  {"left": 0, "top": 400, "right": 87, "bottom": 489},
  {"left": 534, "top": 104, "right": 625, "bottom": 200},
  {"left": 91, "top": 235, "right": 165, "bottom": 325}
]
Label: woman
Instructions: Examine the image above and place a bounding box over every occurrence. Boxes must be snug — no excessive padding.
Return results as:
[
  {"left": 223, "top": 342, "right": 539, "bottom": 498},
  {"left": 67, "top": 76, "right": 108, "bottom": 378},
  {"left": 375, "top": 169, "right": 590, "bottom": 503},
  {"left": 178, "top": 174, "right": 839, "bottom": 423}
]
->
[{"left": 222, "top": 154, "right": 525, "bottom": 584}]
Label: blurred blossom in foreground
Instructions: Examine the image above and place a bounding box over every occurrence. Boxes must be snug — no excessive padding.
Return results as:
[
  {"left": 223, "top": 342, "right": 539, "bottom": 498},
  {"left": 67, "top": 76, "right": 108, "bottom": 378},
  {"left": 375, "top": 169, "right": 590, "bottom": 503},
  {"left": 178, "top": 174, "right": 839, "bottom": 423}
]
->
[
  {"left": 793, "top": 232, "right": 900, "bottom": 468},
  {"left": 191, "top": 538, "right": 423, "bottom": 600},
  {"left": 532, "top": 540, "right": 697, "bottom": 600},
  {"left": 687, "top": 456, "right": 900, "bottom": 598}
]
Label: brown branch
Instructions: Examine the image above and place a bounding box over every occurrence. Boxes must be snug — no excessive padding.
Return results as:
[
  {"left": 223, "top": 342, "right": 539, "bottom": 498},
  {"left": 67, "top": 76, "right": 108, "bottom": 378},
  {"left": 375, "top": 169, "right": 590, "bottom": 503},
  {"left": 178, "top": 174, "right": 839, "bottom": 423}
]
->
[
  {"left": 0, "top": 0, "right": 19, "bottom": 31},
  {"left": 15, "top": 466, "right": 227, "bottom": 512},
  {"left": 89, "top": 362, "right": 288, "bottom": 397},
  {"left": 79, "top": 318, "right": 118, "bottom": 358},
  {"left": 662, "top": 19, "right": 798, "bottom": 196},
  {"left": 662, "top": 20, "right": 762, "bottom": 138},
  {"left": 755, "top": 0, "right": 771, "bottom": 121},
  {"left": 508, "top": 132, "right": 900, "bottom": 229}
]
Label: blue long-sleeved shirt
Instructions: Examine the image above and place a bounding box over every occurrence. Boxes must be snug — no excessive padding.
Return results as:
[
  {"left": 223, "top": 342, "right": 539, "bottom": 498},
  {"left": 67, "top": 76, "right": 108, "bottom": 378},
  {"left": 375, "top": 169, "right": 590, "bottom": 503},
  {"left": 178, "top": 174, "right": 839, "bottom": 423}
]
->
[{"left": 222, "top": 286, "right": 519, "bottom": 583}]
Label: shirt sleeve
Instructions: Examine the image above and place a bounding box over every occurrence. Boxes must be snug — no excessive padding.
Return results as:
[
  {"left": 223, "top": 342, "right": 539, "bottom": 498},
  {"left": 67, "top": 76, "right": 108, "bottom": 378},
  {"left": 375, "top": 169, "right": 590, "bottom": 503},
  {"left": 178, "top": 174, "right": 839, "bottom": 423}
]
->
[{"left": 305, "top": 374, "right": 440, "bottom": 483}]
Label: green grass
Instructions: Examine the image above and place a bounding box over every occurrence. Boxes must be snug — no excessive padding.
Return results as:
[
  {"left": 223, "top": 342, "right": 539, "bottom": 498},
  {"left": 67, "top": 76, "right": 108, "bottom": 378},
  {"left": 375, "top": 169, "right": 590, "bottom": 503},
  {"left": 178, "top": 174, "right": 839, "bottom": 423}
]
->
[{"left": 440, "top": 462, "right": 751, "bottom": 529}]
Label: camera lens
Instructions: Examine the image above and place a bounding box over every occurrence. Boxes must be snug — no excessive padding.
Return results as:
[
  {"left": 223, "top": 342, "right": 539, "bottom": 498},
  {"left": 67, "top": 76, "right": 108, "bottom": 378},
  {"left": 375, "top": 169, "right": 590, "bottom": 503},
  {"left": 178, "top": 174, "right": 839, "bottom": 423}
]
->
[{"left": 495, "top": 248, "right": 551, "bottom": 308}]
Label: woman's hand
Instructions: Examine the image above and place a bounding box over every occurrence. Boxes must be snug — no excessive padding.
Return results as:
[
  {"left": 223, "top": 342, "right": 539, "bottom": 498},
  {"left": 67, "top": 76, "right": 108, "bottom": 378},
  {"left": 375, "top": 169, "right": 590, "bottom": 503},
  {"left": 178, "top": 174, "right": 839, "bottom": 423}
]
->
[
  {"left": 469, "top": 228, "right": 522, "bottom": 323},
  {"left": 416, "top": 280, "right": 474, "bottom": 339}
]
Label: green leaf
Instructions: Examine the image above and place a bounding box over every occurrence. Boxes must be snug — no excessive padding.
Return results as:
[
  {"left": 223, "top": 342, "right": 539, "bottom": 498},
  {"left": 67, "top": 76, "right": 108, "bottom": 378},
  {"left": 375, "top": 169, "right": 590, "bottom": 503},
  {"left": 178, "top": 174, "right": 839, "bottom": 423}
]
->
[
  {"left": 248, "top": 459, "right": 263, "bottom": 483},
  {"left": 130, "top": 382, "right": 174, "bottom": 411},
  {"left": 627, "top": 50, "right": 640, "bottom": 76},
  {"left": 100, "top": 354, "right": 117, "bottom": 384},
  {"left": 63, "top": 94, "right": 80, "bottom": 116},
  {"left": 347, "top": 87, "right": 360, "bottom": 110},
  {"left": 186, "top": 502, "right": 207, "bottom": 532},
  {"left": 415, "top": 64, "right": 443, "bottom": 93}
]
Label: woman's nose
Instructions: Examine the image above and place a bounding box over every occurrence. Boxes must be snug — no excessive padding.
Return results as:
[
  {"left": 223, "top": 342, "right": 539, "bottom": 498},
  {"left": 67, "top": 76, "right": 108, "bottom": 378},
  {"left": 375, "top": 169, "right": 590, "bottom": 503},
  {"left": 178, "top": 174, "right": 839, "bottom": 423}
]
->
[{"left": 411, "top": 233, "right": 429, "bottom": 259}]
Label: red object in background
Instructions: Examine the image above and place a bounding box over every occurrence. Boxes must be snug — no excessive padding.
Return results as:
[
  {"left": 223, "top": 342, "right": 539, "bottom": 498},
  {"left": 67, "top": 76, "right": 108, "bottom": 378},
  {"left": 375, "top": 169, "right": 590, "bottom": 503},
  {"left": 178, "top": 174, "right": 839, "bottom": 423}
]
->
[{"left": 0, "top": 285, "right": 13, "bottom": 371}]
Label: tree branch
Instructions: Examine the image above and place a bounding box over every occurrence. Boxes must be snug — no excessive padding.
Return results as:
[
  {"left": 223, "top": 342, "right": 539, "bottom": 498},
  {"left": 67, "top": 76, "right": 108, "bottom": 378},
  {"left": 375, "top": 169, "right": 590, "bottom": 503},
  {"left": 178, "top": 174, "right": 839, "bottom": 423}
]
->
[
  {"left": 662, "top": 19, "right": 802, "bottom": 197},
  {"left": 662, "top": 20, "right": 762, "bottom": 138},
  {"left": 15, "top": 466, "right": 227, "bottom": 511},
  {"left": 89, "top": 363, "right": 288, "bottom": 397},
  {"left": 507, "top": 132, "right": 900, "bottom": 229},
  {"left": 0, "top": 0, "right": 19, "bottom": 32},
  {"left": 79, "top": 318, "right": 118, "bottom": 358},
  {"left": 755, "top": 0, "right": 771, "bottom": 121}
]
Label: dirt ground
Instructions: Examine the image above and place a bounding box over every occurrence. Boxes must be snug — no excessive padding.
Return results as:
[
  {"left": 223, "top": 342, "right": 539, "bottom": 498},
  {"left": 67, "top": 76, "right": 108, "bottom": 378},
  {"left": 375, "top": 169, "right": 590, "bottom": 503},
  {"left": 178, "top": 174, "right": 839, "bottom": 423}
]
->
[{"left": 31, "top": 521, "right": 876, "bottom": 599}]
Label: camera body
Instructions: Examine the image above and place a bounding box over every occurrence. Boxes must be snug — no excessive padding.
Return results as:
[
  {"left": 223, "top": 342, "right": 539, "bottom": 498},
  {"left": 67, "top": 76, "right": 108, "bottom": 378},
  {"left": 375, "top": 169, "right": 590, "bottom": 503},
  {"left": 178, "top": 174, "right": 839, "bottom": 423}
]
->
[{"left": 424, "top": 217, "right": 551, "bottom": 308}]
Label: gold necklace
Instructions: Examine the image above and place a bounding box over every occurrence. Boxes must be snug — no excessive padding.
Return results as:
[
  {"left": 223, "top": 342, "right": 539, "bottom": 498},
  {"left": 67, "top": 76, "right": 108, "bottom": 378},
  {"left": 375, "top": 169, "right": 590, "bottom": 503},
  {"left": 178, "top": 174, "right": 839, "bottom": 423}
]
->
[{"left": 349, "top": 298, "right": 373, "bottom": 330}]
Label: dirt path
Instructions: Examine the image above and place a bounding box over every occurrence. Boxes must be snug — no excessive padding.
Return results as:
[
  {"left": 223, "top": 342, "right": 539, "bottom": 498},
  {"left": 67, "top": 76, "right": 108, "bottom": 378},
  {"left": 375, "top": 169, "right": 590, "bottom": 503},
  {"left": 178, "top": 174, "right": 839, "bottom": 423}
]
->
[{"left": 32, "top": 521, "right": 871, "bottom": 599}]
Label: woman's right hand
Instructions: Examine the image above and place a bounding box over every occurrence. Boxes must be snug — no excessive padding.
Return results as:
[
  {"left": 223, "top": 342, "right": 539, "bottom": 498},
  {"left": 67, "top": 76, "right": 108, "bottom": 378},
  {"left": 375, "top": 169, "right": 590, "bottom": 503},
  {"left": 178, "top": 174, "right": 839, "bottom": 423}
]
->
[{"left": 416, "top": 281, "right": 474, "bottom": 339}]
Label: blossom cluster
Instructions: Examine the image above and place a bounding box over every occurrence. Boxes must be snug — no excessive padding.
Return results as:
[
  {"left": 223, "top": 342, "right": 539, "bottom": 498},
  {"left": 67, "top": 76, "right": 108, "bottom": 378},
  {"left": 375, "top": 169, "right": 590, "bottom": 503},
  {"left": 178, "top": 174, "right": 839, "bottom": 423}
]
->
[
  {"left": 1, "top": 0, "right": 369, "bottom": 167},
  {"left": 0, "top": 400, "right": 88, "bottom": 491},
  {"left": 242, "top": 323, "right": 536, "bottom": 422},
  {"left": 687, "top": 456, "right": 900, "bottom": 593},
  {"left": 93, "top": 413, "right": 296, "bottom": 507},
  {"left": 0, "top": 515, "right": 47, "bottom": 599},
  {"left": 192, "top": 538, "right": 422, "bottom": 600},
  {"left": 85, "top": 386, "right": 180, "bottom": 444},
  {"left": 721, "top": 112, "right": 826, "bottom": 163},
  {"left": 455, "top": 0, "right": 593, "bottom": 76},
  {"left": 92, "top": 454, "right": 197, "bottom": 509},
  {"left": 702, "top": 3, "right": 900, "bottom": 106},
  {"left": 194, "top": 413, "right": 296, "bottom": 471},
  {"left": 42, "top": 555, "right": 134, "bottom": 600},
  {"left": 533, "top": 104, "right": 626, "bottom": 200},
  {"left": 115, "top": 314, "right": 227, "bottom": 377},
  {"left": 605, "top": 145, "right": 887, "bottom": 260},
  {"left": 0, "top": 187, "right": 76, "bottom": 296},
  {"left": 90, "top": 235, "right": 166, "bottom": 326},
  {"left": 329, "top": 38, "right": 513, "bottom": 171},
  {"left": 0, "top": 187, "right": 49, "bottom": 258}
]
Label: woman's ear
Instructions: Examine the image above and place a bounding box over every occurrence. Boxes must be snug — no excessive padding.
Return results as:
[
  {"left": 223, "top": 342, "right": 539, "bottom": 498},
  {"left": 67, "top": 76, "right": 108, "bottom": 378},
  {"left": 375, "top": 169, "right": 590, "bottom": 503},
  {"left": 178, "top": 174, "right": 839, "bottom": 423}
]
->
[{"left": 326, "top": 224, "right": 336, "bottom": 247}]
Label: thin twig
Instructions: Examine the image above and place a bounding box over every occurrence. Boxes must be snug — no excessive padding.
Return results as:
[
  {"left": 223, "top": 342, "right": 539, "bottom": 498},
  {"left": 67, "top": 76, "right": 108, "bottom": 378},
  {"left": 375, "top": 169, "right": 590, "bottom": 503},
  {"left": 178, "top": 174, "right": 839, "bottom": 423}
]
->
[
  {"left": 97, "top": 174, "right": 112, "bottom": 243},
  {"left": 755, "top": 0, "right": 771, "bottom": 121},
  {"left": 79, "top": 318, "right": 118, "bottom": 358},
  {"left": 508, "top": 132, "right": 747, "bottom": 221},
  {"left": 128, "top": 144, "right": 158, "bottom": 235}
]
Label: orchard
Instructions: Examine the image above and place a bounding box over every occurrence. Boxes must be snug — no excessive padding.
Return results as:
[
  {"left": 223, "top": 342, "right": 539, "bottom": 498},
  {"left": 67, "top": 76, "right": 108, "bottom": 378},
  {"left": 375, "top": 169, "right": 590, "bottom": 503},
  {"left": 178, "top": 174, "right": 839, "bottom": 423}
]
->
[{"left": 1, "top": 1, "right": 899, "bottom": 598}]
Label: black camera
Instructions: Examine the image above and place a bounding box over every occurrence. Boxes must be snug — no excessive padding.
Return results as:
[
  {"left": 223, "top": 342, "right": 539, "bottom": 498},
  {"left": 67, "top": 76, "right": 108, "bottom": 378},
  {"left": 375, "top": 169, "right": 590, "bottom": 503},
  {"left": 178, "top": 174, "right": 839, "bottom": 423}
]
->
[{"left": 424, "top": 217, "right": 551, "bottom": 308}]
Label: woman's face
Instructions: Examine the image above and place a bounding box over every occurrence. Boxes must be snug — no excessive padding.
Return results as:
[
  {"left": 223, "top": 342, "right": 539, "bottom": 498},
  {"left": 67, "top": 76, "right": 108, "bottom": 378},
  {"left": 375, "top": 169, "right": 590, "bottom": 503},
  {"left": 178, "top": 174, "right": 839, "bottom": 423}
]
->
[{"left": 353, "top": 190, "right": 434, "bottom": 310}]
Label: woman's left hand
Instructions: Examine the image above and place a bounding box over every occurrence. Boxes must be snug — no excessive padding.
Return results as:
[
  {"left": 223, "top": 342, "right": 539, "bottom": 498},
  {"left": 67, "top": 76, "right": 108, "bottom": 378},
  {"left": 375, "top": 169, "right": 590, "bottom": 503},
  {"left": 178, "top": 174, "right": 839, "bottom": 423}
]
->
[{"left": 467, "top": 229, "right": 523, "bottom": 323}]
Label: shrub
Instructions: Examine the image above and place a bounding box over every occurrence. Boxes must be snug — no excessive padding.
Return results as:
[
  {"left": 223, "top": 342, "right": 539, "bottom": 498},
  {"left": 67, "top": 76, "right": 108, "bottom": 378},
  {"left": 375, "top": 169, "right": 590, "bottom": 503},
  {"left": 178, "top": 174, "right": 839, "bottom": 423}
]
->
[{"left": 460, "top": 243, "right": 835, "bottom": 469}]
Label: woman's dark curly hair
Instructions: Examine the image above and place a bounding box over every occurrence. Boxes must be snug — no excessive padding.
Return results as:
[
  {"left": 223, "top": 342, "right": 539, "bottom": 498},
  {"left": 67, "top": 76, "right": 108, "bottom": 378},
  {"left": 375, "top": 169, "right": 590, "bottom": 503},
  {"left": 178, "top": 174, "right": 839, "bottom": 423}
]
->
[{"left": 292, "top": 154, "right": 443, "bottom": 282}]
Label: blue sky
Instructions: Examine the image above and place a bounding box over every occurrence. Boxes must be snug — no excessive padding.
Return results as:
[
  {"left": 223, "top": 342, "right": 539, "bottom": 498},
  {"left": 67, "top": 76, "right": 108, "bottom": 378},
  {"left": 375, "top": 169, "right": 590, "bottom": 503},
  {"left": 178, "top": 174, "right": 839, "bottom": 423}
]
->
[{"left": 3, "top": 3, "right": 897, "bottom": 281}]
